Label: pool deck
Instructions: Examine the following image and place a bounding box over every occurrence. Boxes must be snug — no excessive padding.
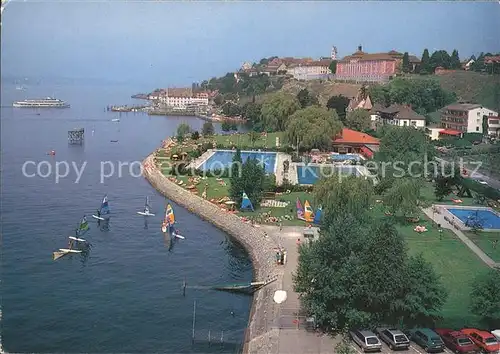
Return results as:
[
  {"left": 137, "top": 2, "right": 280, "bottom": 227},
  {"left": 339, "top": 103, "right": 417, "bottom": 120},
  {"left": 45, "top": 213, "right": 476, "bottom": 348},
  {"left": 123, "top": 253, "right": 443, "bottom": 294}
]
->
[{"left": 424, "top": 205, "right": 500, "bottom": 269}]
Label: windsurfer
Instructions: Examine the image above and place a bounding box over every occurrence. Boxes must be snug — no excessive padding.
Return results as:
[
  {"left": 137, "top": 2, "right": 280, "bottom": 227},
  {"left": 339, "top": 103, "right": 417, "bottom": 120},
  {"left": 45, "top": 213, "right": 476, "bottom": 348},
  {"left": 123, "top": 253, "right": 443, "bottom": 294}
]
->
[{"left": 96, "top": 209, "right": 101, "bottom": 218}]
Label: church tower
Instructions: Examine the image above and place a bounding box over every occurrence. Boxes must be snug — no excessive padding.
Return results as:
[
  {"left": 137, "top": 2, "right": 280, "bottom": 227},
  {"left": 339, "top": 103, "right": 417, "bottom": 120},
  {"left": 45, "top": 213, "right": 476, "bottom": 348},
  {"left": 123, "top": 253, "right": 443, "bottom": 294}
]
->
[{"left": 331, "top": 46, "right": 338, "bottom": 60}]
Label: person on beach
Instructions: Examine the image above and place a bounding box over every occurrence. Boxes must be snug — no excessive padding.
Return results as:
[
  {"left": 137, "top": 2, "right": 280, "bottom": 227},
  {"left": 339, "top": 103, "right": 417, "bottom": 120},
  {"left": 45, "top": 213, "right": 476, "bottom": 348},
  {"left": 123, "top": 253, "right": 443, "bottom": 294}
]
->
[
  {"left": 296, "top": 238, "right": 301, "bottom": 247},
  {"left": 279, "top": 222, "right": 282, "bottom": 231}
]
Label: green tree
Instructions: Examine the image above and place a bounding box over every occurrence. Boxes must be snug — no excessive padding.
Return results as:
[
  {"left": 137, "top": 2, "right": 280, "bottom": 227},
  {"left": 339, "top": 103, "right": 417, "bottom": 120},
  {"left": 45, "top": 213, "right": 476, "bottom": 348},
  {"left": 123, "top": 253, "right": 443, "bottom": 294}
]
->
[
  {"left": 335, "top": 332, "right": 355, "bottom": 354},
  {"left": 420, "top": 49, "right": 431, "bottom": 74},
  {"left": 434, "top": 174, "right": 453, "bottom": 201},
  {"left": 202, "top": 121, "right": 215, "bottom": 136},
  {"left": 261, "top": 92, "right": 300, "bottom": 131},
  {"left": 326, "top": 95, "right": 350, "bottom": 122},
  {"left": 396, "top": 254, "right": 447, "bottom": 327},
  {"left": 402, "top": 52, "right": 411, "bottom": 73},
  {"left": 285, "top": 106, "right": 343, "bottom": 151},
  {"left": 229, "top": 149, "right": 243, "bottom": 203},
  {"left": 429, "top": 50, "right": 451, "bottom": 71},
  {"left": 450, "top": 49, "right": 461, "bottom": 69},
  {"left": 176, "top": 123, "right": 191, "bottom": 138},
  {"left": 345, "top": 109, "right": 371, "bottom": 132},
  {"left": 383, "top": 178, "right": 422, "bottom": 217},
  {"left": 248, "top": 131, "right": 260, "bottom": 147},
  {"left": 240, "top": 157, "right": 266, "bottom": 207},
  {"left": 483, "top": 115, "right": 489, "bottom": 136},
  {"left": 221, "top": 102, "right": 242, "bottom": 117},
  {"left": 221, "top": 120, "right": 231, "bottom": 132},
  {"left": 314, "top": 175, "right": 374, "bottom": 225},
  {"left": 230, "top": 122, "right": 238, "bottom": 131},
  {"left": 191, "top": 131, "right": 200, "bottom": 140},
  {"left": 297, "top": 88, "right": 319, "bottom": 108},
  {"left": 242, "top": 102, "right": 263, "bottom": 131},
  {"left": 470, "top": 270, "right": 500, "bottom": 328},
  {"left": 329, "top": 60, "right": 337, "bottom": 75}
]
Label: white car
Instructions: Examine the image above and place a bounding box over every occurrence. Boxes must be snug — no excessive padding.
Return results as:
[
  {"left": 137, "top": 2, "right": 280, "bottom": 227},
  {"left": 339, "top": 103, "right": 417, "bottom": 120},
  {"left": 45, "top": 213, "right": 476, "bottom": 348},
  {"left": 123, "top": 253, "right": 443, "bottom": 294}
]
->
[{"left": 477, "top": 179, "right": 488, "bottom": 185}]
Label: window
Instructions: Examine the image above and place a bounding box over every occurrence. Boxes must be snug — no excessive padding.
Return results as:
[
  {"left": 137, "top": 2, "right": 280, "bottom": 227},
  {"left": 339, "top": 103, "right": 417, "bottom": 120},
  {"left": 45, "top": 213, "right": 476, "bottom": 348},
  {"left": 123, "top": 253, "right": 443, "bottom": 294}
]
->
[
  {"left": 476, "top": 127, "right": 480, "bottom": 131},
  {"left": 457, "top": 338, "right": 473, "bottom": 346},
  {"left": 485, "top": 337, "right": 498, "bottom": 345},
  {"left": 394, "top": 335, "right": 408, "bottom": 343},
  {"left": 366, "top": 337, "right": 379, "bottom": 345},
  {"left": 490, "top": 120, "right": 499, "bottom": 125}
]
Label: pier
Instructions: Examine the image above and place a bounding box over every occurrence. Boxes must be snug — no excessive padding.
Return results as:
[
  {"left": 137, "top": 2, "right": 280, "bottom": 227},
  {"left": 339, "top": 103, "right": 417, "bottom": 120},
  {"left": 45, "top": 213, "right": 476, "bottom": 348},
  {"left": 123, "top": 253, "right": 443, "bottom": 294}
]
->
[{"left": 68, "top": 128, "right": 84, "bottom": 144}]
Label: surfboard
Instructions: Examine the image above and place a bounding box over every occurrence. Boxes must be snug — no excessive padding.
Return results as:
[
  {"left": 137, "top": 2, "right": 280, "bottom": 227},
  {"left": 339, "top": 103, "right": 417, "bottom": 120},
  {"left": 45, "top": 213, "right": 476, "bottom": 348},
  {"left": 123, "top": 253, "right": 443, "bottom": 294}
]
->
[
  {"left": 92, "top": 215, "right": 105, "bottom": 220},
  {"left": 173, "top": 234, "right": 185, "bottom": 239},
  {"left": 137, "top": 211, "right": 155, "bottom": 216},
  {"left": 68, "top": 236, "right": 86, "bottom": 242},
  {"left": 58, "top": 248, "right": 82, "bottom": 253}
]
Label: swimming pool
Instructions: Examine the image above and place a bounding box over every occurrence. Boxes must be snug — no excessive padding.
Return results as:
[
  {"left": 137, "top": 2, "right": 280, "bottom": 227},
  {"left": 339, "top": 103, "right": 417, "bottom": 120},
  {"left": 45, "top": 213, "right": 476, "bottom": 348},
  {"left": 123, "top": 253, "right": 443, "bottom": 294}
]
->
[
  {"left": 297, "top": 165, "right": 358, "bottom": 185},
  {"left": 199, "top": 150, "right": 277, "bottom": 174},
  {"left": 447, "top": 208, "right": 500, "bottom": 230},
  {"left": 331, "top": 154, "right": 360, "bottom": 161}
]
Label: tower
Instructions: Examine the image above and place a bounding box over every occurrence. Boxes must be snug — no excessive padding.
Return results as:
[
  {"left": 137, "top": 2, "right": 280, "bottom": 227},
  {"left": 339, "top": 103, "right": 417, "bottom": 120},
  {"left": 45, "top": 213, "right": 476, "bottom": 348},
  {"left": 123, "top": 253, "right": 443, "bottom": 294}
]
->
[{"left": 331, "top": 46, "right": 338, "bottom": 60}]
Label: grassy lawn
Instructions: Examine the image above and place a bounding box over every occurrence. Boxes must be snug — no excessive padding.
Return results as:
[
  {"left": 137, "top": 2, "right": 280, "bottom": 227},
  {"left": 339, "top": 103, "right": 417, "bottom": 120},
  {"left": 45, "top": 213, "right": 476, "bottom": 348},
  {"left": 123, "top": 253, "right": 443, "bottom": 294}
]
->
[
  {"left": 372, "top": 204, "right": 488, "bottom": 328},
  {"left": 213, "top": 132, "right": 286, "bottom": 149},
  {"left": 420, "top": 181, "right": 481, "bottom": 207},
  {"left": 466, "top": 231, "right": 500, "bottom": 263}
]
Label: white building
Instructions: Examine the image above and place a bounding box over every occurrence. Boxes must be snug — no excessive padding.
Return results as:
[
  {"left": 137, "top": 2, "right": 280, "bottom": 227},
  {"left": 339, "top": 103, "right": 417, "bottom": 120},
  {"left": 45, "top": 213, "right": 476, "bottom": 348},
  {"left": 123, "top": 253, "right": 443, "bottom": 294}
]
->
[
  {"left": 375, "top": 104, "right": 426, "bottom": 128},
  {"left": 441, "top": 103, "right": 498, "bottom": 134},
  {"left": 159, "top": 88, "right": 209, "bottom": 109},
  {"left": 488, "top": 115, "right": 500, "bottom": 136},
  {"left": 287, "top": 59, "right": 332, "bottom": 81}
]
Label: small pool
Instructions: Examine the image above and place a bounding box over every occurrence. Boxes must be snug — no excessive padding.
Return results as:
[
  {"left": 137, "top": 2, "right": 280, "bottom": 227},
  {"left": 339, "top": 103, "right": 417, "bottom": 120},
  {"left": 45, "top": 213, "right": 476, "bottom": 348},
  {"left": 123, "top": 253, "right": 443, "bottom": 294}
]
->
[
  {"left": 297, "top": 165, "right": 358, "bottom": 185},
  {"left": 199, "top": 150, "right": 277, "bottom": 174},
  {"left": 447, "top": 208, "right": 500, "bottom": 229},
  {"left": 331, "top": 154, "right": 360, "bottom": 161}
]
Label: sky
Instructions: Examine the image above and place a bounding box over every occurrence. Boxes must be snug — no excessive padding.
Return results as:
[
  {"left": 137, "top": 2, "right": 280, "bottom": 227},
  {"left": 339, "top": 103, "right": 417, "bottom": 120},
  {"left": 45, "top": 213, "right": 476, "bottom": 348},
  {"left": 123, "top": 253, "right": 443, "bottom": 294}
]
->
[{"left": 1, "top": 1, "right": 500, "bottom": 87}]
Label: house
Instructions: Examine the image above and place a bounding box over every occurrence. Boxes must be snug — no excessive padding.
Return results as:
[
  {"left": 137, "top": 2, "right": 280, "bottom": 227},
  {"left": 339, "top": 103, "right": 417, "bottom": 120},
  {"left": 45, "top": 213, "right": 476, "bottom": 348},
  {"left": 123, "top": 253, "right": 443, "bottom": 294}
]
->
[
  {"left": 488, "top": 116, "right": 500, "bottom": 136},
  {"left": 331, "top": 128, "right": 380, "bottom": 158},
  {"left": 426, "top": 126, "right": 445, "bottom": 140},
  {"left": 240, "top": 62, "right": 253, "bottom": 71},
  {"left": 376, "top": 104, "right": 426, "bottom": 128},
  {"left": 440, "top": 103, "right": 498, "bottom": 134},
  {"left": 148, "top": 89, "right": 167, "bottom": 100},
  {"left": 262, "top": 63, "right": 287, "bottom": 76},
  {"left": 347, "top": 94, "right": 373, "bottom": 113},
  {"left": 335, "top": 46, "right": 419, "bottom": 82},
  {"left": 462, "top": 58, "right": 475, "bottom": 71},
  {"left": 160, "top": 88, "right": 209, "bottom": 109},
  {"left": 287, "top": 59, "right": 332, "bottom": 81}
]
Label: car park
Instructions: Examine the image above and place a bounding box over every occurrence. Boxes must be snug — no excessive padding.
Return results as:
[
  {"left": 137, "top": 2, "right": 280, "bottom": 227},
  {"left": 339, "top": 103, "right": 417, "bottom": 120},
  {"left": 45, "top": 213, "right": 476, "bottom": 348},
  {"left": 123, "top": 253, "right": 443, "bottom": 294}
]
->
[
  {"left": 435, "top": 328, "right": 479, "bottom": 353},
  {"left": 350, "top": 329, "right": 382, "bottom": 352},
  {"left": 375, "top": 327, "right": 410, "bottom": 350},
  {"left": 461, "top": 329, "right": 500, "bottom": 353},
  {"left": 409, "top": 328, "right": 445, "bottom": 352}
]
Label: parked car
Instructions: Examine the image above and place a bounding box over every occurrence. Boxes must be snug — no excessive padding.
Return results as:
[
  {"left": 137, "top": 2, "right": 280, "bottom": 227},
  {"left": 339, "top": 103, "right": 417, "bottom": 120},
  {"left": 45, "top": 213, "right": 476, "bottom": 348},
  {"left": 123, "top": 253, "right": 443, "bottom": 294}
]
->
[
  {"left": 350, "top": 330, "right": 382, "bottom": 352},
  {"left": 491, "top": 330, "right": 500, "bottom": 341},
  {"left": 409, "top": 328, "right": 445, "bottom": 352},
  {"left": 375, "top": 327, "right": 410, "bottom": 350},
  {"left": 461, "top": 329, "right": 500, "bottom": 353},
  {"left": 435, "top": 328, "right": 479, "bottom": 353},
  {"left": 477, "top": 179, "right": 488, "bottom": 185}
]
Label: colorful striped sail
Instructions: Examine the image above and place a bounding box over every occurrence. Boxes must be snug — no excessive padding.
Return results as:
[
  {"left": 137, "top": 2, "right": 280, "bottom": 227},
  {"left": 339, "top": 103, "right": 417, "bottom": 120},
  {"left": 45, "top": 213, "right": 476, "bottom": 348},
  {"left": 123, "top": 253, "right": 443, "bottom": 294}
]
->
[
  {"left": 304, "top": 200, "right": 315, "bottom": 223},
  {"left": 296, "top": 198, "right": 304, "bottom": 220},
  {"left": 166, "top": 204, "right": 175, "bottom": 225},
  {"left": 313, "top": 206, "right": 322, "bottom": 224}
]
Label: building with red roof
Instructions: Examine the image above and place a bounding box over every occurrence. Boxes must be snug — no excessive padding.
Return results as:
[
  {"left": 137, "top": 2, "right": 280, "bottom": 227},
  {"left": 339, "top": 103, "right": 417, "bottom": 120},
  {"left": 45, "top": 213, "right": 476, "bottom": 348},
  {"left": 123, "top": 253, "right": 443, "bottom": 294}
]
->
[{"left": 332, "top": 128, "right": 379, "bottom": 158}]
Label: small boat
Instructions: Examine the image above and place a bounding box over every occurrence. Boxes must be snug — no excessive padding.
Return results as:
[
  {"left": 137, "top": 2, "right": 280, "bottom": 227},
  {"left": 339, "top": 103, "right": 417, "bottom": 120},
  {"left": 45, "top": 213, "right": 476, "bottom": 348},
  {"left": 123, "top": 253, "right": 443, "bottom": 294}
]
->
[
  {"left": 137, "top": 196, "right": 155, "bottom": 216},
  {"left": 92, "top": 195, "right": 110, "bottom": 220},
  {"left": 161, "top": 203, "right": 175, "bottom": 234},
  {"left": 110, "top": 140, "right": 118, "bottom": 143},
  {"left": 69, "top": 215, "right": 89, "bottom": 241},
  {"left": 111, "top": 118, "right": 120, "bottom": 122}
]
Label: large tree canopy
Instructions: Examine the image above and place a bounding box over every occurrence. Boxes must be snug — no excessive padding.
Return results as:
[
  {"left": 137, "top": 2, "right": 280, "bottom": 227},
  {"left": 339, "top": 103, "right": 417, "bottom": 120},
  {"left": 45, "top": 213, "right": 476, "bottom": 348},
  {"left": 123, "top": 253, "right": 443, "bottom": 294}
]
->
[
  {"left": 470, "top": 270, "right": 500, "bottom": 328},
  {"left": 285, "top": 106, "right": 342, "bottom": 151},
  {"left": 261, "top": 92, "right": 300, "bottom": 131},
  {"left": 345, "top": 109, "right": 371, "bottom": 132}
]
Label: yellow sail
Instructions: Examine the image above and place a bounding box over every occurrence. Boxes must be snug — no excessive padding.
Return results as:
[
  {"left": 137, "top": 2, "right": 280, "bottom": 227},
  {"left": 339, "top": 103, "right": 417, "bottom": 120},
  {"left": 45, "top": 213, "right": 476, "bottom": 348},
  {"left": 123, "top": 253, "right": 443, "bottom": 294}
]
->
[{"left": 304, "top": 200, "right": 315, "bottom": 223}]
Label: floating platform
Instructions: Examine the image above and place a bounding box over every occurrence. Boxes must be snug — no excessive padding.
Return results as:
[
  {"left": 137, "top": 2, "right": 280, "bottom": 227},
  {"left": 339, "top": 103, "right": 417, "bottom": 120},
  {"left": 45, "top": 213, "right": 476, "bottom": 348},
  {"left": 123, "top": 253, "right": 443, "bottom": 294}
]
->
[{"left": 212, "top": 275, "right": 278, "bottom": 294}]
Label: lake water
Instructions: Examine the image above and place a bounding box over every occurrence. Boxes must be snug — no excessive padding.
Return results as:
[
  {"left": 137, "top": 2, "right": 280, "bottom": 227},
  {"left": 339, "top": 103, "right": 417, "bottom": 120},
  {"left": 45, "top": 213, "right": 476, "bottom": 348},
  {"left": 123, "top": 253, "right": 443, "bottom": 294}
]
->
[{"left": 1, "top": 78, "right": 252, "bottom": 353}]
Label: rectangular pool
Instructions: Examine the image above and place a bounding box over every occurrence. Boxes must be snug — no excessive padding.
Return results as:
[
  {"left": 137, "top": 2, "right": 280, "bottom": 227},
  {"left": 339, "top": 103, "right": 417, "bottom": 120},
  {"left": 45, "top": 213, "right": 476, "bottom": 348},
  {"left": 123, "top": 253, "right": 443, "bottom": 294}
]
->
[
  {"left": 297, "top": 165, "right": 358, "bottom": 185},
  {"left": 331, "top": 154, "right": 360, "bottom": 161},
  {"left": 199, "top": 150, "right": 277, "bottom": 174},
  {"left": 447, "top": 208, "right": 500, "bottom": 229}
]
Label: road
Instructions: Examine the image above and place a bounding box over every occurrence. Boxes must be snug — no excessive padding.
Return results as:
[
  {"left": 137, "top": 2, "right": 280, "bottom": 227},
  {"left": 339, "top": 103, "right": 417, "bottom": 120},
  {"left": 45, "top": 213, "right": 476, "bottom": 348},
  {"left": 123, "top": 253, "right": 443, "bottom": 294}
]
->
[{"left": 435, "top": 156, "right": 500, "bottom": 191}]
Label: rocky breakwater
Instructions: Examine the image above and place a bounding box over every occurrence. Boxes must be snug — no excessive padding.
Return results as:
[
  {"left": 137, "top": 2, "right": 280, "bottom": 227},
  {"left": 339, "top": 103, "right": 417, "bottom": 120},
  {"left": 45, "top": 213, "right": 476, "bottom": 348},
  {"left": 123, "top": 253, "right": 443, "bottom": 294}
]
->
[{"left": 142, "top": 149, "right": 283, "bottom": 353}]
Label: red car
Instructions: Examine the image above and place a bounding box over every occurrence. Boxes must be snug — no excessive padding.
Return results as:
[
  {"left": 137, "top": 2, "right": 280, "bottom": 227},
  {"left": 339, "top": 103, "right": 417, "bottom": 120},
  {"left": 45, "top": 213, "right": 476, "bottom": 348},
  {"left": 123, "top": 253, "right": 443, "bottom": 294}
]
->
[
  {"left": 435, "top": 329, "right": 479, "bottom": 353},
  {"left": 461, "top": 329, "right": 500, "bottom": 353}
]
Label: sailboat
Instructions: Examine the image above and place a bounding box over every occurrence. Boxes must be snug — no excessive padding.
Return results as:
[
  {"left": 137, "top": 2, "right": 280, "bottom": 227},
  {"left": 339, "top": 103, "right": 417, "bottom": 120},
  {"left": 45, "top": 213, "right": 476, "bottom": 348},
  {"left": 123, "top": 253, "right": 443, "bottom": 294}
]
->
[
  {"left": 303, "top": 200, "right": 315, "bottom": 223},
  {"left": 53, "top": 237, "right": 82, "bottom": 261},
  {"left": 68, "top": 215, "right": 89, "bottom": 242},
  {"left": 161, "top": 203, "right": 184, "bottom": 239},
  {"left": 92, "top": 194, "right": 110, "bottom": 220},
  {"left": 137, "top": 196, "right": 155, "bottom": 216}
]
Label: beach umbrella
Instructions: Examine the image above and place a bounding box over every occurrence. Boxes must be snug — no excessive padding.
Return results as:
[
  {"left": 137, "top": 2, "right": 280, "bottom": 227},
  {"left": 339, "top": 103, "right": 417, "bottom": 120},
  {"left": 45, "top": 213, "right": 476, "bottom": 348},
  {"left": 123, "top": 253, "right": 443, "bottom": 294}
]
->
[{"left": 273, "top": 290, "right": 287, "bottom": 304}]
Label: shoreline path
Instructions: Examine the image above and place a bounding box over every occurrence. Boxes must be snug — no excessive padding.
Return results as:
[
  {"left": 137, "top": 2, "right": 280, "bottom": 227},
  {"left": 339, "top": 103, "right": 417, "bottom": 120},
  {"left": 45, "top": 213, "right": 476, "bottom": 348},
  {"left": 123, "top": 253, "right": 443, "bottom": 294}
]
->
[{"left": 142, "top": 150, "right": 340, "bottom": 353}]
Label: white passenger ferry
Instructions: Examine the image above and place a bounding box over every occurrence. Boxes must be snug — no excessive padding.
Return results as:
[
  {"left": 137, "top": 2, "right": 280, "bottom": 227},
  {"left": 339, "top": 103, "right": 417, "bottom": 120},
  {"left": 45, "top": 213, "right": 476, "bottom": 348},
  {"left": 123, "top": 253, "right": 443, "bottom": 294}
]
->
[{"left": 13, "top": 97, "right": 70, "bottom": 108}]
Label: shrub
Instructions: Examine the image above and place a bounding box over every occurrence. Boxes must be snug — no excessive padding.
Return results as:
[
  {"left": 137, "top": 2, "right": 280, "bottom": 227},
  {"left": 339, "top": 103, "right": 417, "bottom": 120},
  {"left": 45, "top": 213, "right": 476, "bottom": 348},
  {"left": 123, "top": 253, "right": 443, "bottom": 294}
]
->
[{"left": 191, "top": 131, "right": 200, "bottom": 140}]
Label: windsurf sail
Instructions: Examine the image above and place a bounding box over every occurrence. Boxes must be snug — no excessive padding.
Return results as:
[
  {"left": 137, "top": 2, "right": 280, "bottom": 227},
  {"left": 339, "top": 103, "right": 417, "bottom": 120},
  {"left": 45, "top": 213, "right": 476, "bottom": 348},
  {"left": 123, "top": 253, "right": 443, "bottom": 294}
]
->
[
  {"left": 313, "top": 206, "right": 322, "bottom": 224},
  {"left": 76, "top": 215, "right": 89, "bottom": 235},
  {"left": 100, "top": 195, "right": 110, "bottom": 215},
  {"left": 241, "top": 192, "right": 254, "bottom": 211},
  {"left": 296, "top": 198, "right": 305, "bottom": 220},
  {"left": 162, "top": 203, "right": 175, "bottom": 232},
  {"left": 304, "top": 200, "right": 315, "bottom": 223},
  {"left": 144, "top": 196, "right": 150, "bottom": 213}
]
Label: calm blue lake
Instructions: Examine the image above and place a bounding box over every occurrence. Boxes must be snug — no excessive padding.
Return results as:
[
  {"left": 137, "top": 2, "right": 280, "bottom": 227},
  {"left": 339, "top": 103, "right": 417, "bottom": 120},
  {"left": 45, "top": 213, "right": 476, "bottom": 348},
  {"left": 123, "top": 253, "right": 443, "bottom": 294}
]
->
[{"left": 1, "top": 78, "right": 252, "bottom": 353}]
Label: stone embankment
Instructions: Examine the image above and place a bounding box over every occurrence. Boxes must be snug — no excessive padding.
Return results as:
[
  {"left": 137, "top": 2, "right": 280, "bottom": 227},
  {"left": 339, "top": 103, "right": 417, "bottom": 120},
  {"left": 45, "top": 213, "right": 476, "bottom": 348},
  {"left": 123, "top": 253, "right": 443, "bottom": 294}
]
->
[{"left": 142, "top": 149, "right": 283, "bottom": 353}]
